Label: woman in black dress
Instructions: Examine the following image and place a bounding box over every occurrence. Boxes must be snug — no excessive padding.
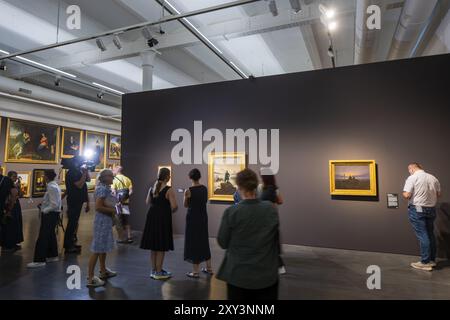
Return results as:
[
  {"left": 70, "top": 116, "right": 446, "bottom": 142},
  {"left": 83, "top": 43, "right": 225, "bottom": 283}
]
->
[
  {"left": 0, "top": 171, "right": 24, "bottom": 252},
  {"left": 140, "top": 167, "right": 178, "bottom": 280},
  {"left": 183, "top": 169, "right": 212, "bottom": 278}
]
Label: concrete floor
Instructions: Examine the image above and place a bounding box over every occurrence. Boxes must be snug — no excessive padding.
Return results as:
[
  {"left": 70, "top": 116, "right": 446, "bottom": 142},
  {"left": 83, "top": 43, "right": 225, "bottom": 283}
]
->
[{"left": 1, "top": 209, "right": 450, "bottom": 300}]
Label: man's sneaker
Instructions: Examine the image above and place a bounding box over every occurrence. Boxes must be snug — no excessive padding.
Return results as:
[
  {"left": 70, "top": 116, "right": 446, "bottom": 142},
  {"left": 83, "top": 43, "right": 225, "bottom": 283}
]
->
[
  {"left": 411, "top": 261, "right": 433, "bottom": 271},
  {"left": 429, "top": 261, "right": 437, "bottom": 267},
  {"left": 278, "top": 266, "right": 287, "bottom": 275},
  {"left": 46, "top": 257, "right": 59, "bottom": 263},
  {"left": 99, "top": 268, "right": 117, "bottom": 280},
  {"left": 87, "top": 276, "right": 105, "bottom": 288},
  {"left": 162, "top": 269, "right": 172, "bottom": 276},
  {"left": 27, "top": 262, "right": 46, "bottom": 268},
  {"left": 152, "top": 271, "right": 171, "bottom": 280}
]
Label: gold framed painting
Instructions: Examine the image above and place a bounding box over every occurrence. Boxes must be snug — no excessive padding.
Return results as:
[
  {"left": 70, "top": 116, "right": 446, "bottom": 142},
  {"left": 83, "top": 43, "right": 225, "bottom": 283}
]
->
[
  {"left": 158, "top": 165, "right": 172, "bottom": 187},
  {"left": 85, "top": 131, "right": 107, "bottom": 171},
  {"left": 61, "top": 127, "right": 83, "bottom": 158},
  {"left": 108, "top": 134, "right": 121, "bottom": 160},
  {"left": 17, "top": 171, "right": 32, "bottom": 198},
  {"left": 208, "top": 152, "right": 246, "bottom": 202},
  {"left": 0, "top": 166, "right": 5, "bottom": 176},
  {"left": 5, "top": 118, "right": 60, "bottom": 164},
  {"left": 329, "top": 160, "right": 377, "bottom": 196},
  {"left": 32, "top": 169, "right": 47, "bottom": 197}
]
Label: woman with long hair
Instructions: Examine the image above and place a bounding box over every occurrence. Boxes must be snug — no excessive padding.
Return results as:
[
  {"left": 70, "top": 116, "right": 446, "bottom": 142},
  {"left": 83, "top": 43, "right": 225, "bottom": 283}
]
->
[
  {"left": 87, "top": 169, "right": 118, "bottom": 288},
  {"left": 140, "top": 167, "right": 178, "bottom": 280},
  {"left": 183, "top": 168, "right": 212, "bottom": 278}
]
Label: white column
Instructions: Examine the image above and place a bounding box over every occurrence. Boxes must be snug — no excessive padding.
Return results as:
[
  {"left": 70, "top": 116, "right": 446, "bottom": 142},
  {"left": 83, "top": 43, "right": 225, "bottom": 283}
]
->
[{"left": 141, "top": 51, "right": 156, "bottom": 91}]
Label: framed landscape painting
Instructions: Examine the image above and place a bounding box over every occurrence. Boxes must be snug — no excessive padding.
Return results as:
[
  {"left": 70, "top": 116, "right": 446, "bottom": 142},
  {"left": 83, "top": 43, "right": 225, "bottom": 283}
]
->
[
  {"left": 108, "top": 135, "right": 121, "bottom": 160},
  {"left": 61, "top": 128, "right": 83, "bottom": 158},
  {"left": 32, "top": 169, "right": 47, "bottom": 197},
  {"left": 329, "top": 160, "right": 377, "bottom": 196},
  {"left": 5, "top": 119, "right": 60, "bottom": 164},
  {"left": 85, "top": 131, "right": 107, "bottom": 171},
  {"left": 17, "top": 172, "right": 32, "bottom": 198},
  {"left": 208, "top": 152, "right": 246, "bottom": 202}
]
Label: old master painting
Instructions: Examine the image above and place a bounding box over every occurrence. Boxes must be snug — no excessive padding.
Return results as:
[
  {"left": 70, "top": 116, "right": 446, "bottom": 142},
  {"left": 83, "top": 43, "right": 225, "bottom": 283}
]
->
[
  {"left": 208, "top": 152, "right": 246, "bottom": 202},
  {"left": 329, "top": 160, "right": 377, "bottom": 196},
  {"left": 5, "top": 119, "right": 60, "bottom": 164},
  {"left": 61, "top": 128, "right": 83, "bottom": 158},
  {"left": 85, "top": 131, "right": 106, "bottom": 171}
]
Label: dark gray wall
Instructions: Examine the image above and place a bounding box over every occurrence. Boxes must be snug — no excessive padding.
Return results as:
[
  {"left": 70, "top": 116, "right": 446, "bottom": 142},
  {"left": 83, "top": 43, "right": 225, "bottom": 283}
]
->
[{"left": 122, "top": 54, "right": 450, "bottom": 255}]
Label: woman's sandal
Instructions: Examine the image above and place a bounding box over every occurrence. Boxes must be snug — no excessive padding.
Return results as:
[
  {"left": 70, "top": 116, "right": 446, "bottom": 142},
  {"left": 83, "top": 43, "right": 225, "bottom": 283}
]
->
[
  {"left": 201, "top": 268, "right": 214, "bottom": 275},
  {"left": 186, "top": 272, "right": 200, "bottom": 278}
]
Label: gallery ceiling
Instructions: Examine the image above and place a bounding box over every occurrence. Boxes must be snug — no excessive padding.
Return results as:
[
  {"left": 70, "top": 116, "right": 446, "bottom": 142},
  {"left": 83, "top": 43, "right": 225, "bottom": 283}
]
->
[{"left": 0, "top": 0, "right": 449, "bottom": 110}]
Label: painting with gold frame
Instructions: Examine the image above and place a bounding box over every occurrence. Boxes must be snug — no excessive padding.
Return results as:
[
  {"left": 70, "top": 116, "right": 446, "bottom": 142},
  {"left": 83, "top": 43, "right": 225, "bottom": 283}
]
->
[
  {"left": 5, "top": 118, "right": 60, "bottom": 164},
  {"left": 32, "top": 169, "right": 47, "bottom": 197},
  {"left": 17, "top": 171, "right": 32, "bottom": 198},
  {"left": 329, "top": 160, "right": 377, "bottom": 196},
  {"left": 208, "top": 152, "right": 246, "bottom": 202},
  {"left": 61, "top": 127, "right": 83, "bottom": 158},
  {"left": 85, "top": 131, "right": 107, "bottom": 171},
  {"left": 58, "top": 169, "right": 67, "bottom": 193},
  {"left": 108, "top": 135, "right": 121, "bottom": 160},
  {"left": 158, "top": 165, "right": 172, "bottom": 187}
]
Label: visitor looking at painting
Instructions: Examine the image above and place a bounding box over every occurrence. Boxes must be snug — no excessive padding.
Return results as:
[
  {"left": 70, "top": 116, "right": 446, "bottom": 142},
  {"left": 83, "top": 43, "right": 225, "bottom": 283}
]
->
[
  {"left": 0, "top": 171, "right": 24, "bottom": 252},
  {"left": 112, "top": 166, "right": 134, "bottom": 244},
  {"left": 217, "top": 168, "right": 280, "bottom": 300},
  {"left": 140, "top": 167, "right": 178, "bottom": 280},
  {"left": 183, "top": 168, "right": 213, "bottom": 279}
]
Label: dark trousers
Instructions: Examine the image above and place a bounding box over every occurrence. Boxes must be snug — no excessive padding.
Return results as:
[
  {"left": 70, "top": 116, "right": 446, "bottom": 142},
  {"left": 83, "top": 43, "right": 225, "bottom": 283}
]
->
[
  {"left": 227, "top": 281, "right": 279, "bottom": 300},
  {"left": 34, "top": 212, "right": 59, "bottom": 262},
  {"left": 64, "top": 203, "right": 83, "bottom": 249}
]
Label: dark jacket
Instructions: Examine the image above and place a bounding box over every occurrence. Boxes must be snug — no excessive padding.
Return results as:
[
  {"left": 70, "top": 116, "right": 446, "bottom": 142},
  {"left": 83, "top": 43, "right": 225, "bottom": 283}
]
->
[{"left": 216, "top": 199, "right": 280, "bottom": 290}]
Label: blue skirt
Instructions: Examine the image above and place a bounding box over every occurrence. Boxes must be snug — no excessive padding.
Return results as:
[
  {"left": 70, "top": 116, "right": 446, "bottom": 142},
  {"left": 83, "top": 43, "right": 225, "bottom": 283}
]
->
[{"left": 90, "top": 213, "right": 115, "bottom": 253}]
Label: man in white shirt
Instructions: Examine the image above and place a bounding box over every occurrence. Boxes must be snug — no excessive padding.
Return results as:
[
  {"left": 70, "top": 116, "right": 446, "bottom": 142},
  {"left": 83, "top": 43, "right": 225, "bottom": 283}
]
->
[
  {"left": 28, "top": 170, "right": 62, "bottom": 268},
  {"left": 403, "top": 163, "right": 441, "bottom": 271}
]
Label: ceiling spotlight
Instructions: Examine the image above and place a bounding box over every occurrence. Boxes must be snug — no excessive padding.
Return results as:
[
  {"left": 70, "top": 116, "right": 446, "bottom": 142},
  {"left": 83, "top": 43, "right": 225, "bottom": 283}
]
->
[
  {"left": 54, "top": 76, "right": 61, "bottom": 87},
  {"left": 96, "top": 38, "right": 107, "bottom": 52},
  {"left": 141, "top": 27, "right": 153, "bottom": 40},
  {"left": 319, "top": 4, "right": 335, "bottom": 19},
  {"left": 97, "top": 91, "right": 105, "bottom": 99},
  {"left": 328, "top": 21, "right": 337, "bottom": 31},
  {"left": 147, "top": 38, "right": 159, "bottom": 48},
  {"left": 113, "top": 34, "right": 122, "bottom": 50},
  {"left": 289, "top": 0, "right": 302, "bottom": 14},
  {"left": 0, "top": 61, "right": 6, "bottom": 71},
  {"left": 327, "top": 45, "right": 335, "bottom": 58},
  {"left": 268, "top": 0, "right": 278, "bottom": 17}
]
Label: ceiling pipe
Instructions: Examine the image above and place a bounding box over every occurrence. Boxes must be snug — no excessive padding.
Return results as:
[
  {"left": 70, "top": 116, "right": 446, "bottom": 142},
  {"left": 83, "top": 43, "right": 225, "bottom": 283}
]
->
[
  {"left": 0, "top": 75, "right": 121, "bottom": 118},
  {"left": 354, "top": 0, "right": 385, "bottom": 64},
  {"left": 387, "top": 0, "right": 438, "bottom": 60},
  {"left": 422, "top": 4, "right": 450, "bottom": 56}
]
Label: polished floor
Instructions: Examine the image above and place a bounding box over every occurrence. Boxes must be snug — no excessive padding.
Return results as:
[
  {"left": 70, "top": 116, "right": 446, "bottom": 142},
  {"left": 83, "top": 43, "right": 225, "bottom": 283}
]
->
[{"left": 1, "top": 209, "right": 450, "bottom": 300}]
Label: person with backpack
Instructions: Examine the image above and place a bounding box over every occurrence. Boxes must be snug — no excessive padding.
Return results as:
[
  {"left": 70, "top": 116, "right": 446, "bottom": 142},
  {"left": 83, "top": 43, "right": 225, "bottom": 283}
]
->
[{"left": 112, "top": 166, "right": 133, "bottom": 244}]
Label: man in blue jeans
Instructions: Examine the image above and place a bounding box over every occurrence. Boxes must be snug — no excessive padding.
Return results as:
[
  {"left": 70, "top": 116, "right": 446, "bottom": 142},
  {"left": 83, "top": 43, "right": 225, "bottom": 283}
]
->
[{"left": 403, "top": 163, "right": 441, "bottom": 271}]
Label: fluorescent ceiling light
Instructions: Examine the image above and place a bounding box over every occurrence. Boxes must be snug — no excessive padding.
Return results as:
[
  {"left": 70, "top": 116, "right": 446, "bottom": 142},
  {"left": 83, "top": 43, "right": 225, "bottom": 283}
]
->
[
  {"left": 1, "top": 48, "right": 77, "bottom": 78},
  {"left": 92, "top": 82, "right": 124, "bottom": 95}
]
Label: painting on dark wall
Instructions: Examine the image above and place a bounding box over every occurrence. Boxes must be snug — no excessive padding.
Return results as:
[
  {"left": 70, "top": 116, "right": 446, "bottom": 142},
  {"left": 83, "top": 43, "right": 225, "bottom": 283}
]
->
[
  {"left": 32, "top": 169, "right": 47, "bottom": 197},
  {"left": 5, "top": 119, "right": 60, "bottom": 164},
  {"left": 329, "top": 160, "right": 377, "bottom": 196},
  {"left": 61, "top": 128, "right": 83, "bottom": 158},
  {"left": 208, "top": 152, "right": 246, "bottom": 202}
]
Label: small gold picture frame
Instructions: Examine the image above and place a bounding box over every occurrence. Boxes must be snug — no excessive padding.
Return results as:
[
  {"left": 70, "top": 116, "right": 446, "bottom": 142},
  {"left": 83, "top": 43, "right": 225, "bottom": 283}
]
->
[{"left": 329, "top": 160, "right": 377, "bottom": 196}]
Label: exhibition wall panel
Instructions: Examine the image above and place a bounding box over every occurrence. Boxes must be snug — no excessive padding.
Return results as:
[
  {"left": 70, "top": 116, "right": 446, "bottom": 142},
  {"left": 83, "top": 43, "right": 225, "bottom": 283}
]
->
[{"left": 122, "top": 53, "right": 450, "bottom": 255}]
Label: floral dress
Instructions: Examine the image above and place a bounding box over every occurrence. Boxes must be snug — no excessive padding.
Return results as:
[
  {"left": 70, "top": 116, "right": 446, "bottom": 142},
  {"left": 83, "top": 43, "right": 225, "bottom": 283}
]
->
[{"left": 90, "top": 183, "right": 117, "bottom": 253}]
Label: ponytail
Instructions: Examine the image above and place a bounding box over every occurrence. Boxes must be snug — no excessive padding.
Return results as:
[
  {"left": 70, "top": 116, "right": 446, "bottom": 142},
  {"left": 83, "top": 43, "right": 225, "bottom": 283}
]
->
[
  {"left": 153, "top": 167, "right": 171, "bottom": 197},
  {"left": 153, "top": 180, "right": 163, "bottom": 197}
]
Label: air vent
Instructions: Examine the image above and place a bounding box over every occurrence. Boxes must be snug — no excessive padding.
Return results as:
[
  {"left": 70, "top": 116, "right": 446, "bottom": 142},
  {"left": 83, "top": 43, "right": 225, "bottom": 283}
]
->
[{"left": 18, "top": 88, "right": 32, "bottom": 95}]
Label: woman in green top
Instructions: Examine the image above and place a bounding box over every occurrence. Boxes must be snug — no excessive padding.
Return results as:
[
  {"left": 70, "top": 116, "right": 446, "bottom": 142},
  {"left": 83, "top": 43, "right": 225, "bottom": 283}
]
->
[{"left": 216, "top": 169, "right": 280, "bottom": 300}]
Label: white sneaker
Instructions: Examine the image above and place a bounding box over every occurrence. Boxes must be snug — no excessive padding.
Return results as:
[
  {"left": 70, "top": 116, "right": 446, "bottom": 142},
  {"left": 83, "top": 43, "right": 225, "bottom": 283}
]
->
[
  {"left": 46, "top": 257, "right": 59, "bottom": 263},
  {"left": 411, "top": 261, "right": 433, "bottom": 271},
  {"left": 99, "top": 268, "right": 117, "bottom": 280},
  {"left": 278, "top": 266, "right": 287, "bottom": 275},
  {"left": 27, "top": 262, "right": 46, "bottom": 268},
  {"left": 87, "top": 276, "right": 105, "bottom": 288}
]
